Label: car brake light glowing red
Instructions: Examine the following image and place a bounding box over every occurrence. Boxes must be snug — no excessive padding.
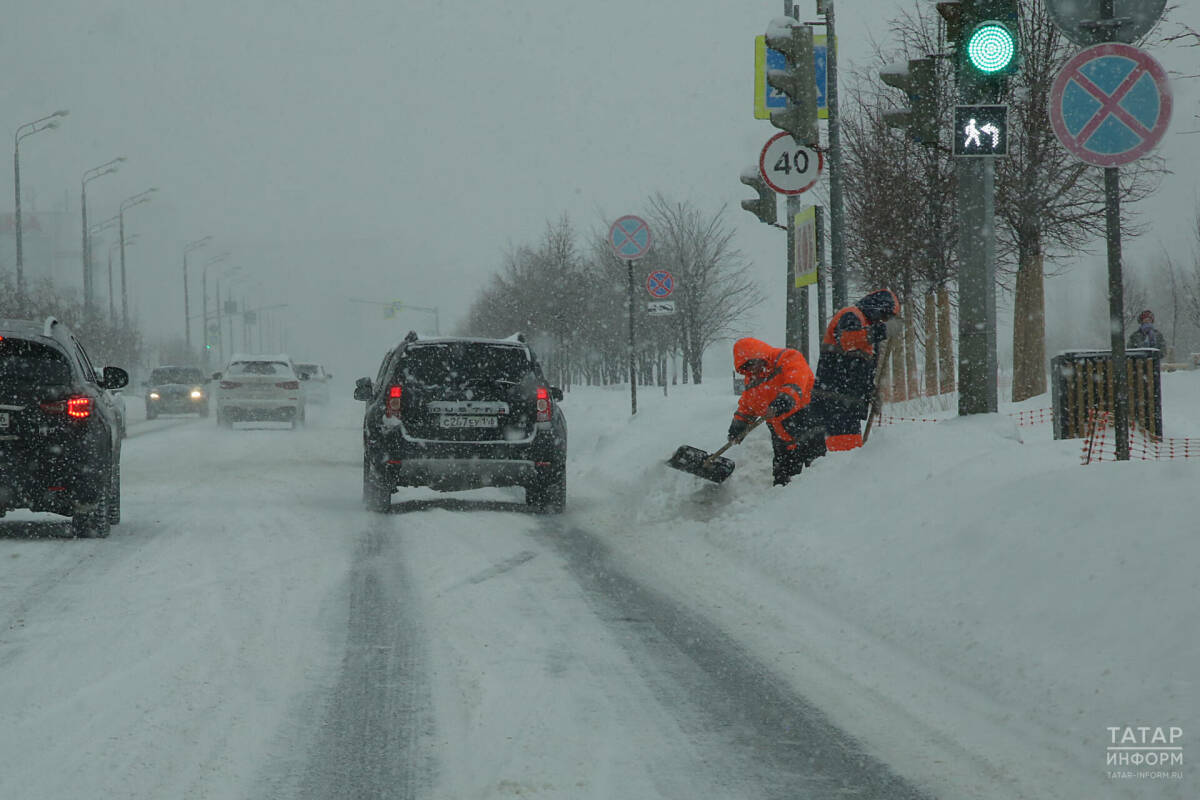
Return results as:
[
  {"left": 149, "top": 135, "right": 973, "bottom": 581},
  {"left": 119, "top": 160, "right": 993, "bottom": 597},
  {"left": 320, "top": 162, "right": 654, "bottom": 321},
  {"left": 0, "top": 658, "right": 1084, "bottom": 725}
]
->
[
  {"left": 276, "top": 381, "right": 300, "bottom": 390},
  {"left": 67, "top": 396, "right": 92, "bottom": 419},
  {"left": 385, "top": 385, "right": 403, "bottom": 417},
  {"left": 219, "top": 380, "right": 242, "bottom": 389},
  {"left": 40, "top": 396, "right": 92, "bottom": 419},
  {"left": 536, "top": 386, "right": 551, "bottom": 423}
]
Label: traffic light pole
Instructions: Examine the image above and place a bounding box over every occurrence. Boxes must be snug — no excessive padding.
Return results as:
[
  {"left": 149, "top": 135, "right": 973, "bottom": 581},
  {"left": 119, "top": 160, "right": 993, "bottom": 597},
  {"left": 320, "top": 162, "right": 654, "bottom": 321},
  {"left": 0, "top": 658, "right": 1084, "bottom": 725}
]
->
[
  {"left": 823, "top": 1, "right": 848, "bottom": 311},
  {"left": 956, "top": 156, "right": 998, "bottom": 414}
]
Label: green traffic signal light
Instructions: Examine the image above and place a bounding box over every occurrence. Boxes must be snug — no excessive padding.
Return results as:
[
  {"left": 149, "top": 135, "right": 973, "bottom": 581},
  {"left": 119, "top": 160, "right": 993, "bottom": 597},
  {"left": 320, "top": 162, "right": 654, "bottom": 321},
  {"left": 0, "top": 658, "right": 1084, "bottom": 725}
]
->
[{"left": 965, "top": 21, "right": 1016, "bottom": 74}]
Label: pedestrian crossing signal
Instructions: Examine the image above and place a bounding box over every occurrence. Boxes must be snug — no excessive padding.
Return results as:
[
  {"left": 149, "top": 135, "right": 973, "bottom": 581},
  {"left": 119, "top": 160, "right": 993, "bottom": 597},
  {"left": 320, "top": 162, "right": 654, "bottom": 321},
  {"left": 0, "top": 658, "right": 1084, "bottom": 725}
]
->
[{"left": 953, "top": 104, "right": 1007, "bottom": 156}]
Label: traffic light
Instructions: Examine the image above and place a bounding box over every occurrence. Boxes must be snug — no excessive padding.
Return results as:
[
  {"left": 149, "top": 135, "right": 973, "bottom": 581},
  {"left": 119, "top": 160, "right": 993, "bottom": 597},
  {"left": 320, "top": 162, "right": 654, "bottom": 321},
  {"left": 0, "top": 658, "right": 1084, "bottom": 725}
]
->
[
  {"left": 740, "top": 167, "right": 777, "bottom": 226},
  {"left": 764, "top": 18, "right": 818, "bottom": 147},
  {"left": 940, "top": 0, "right": 1019, "bottom": 100},
  {"left": 879, "top": 58, "right": 938, "bottom": 146}
]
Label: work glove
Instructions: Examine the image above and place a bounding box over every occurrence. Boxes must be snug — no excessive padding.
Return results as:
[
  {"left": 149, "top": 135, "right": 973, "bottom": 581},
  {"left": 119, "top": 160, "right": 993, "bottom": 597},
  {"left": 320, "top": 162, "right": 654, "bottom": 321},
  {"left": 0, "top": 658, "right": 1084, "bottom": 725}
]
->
[
  {"left": 768, "top": 392, "right": 795, "bottom": 417},
  {"left": 727, "top": 417, "right": 751, "bottom": 443}
]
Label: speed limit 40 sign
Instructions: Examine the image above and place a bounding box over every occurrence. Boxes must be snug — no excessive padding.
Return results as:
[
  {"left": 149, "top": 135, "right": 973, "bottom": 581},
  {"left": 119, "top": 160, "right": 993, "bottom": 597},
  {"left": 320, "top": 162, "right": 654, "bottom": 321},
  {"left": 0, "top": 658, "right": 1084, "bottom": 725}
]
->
[{"left": 758, "top": 132, "right": 823, "bottom": 195}]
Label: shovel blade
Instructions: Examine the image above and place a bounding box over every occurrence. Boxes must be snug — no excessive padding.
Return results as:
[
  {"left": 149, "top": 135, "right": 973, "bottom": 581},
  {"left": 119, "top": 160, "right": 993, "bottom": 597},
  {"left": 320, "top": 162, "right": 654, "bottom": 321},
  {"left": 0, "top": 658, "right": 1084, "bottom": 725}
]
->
[{"left": 666, "top": 445, "right": 736, "bottom": 484}]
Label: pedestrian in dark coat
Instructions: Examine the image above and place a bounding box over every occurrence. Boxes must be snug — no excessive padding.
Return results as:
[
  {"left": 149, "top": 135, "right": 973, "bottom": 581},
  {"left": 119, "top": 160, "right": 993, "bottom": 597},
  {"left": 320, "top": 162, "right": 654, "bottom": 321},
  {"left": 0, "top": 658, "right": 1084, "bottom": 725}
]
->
[
  {"left": 811, "top": 289, "right": 900, "bottom": 451},
  {"left": 727, "top": 337, "right": 824, "bottom": 486},
  {"left": 1128, "top": 310, "right": 1167, "bottom": 352}
]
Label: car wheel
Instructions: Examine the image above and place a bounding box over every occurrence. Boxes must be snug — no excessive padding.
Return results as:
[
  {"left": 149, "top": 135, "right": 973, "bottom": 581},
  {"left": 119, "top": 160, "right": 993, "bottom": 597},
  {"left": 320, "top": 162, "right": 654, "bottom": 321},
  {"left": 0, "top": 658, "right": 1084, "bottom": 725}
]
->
[
  {"left": 362, "top": 452, "right": 391, "bottom": 512},
  {"left": 107, "top": 462, "right": 122, "bottom": 526},
  {"left": 525, "top": 466, "right": 566, "bottom": 514},
  {"left": 72, "top": 471, "right": 112, "bottom": 539}
]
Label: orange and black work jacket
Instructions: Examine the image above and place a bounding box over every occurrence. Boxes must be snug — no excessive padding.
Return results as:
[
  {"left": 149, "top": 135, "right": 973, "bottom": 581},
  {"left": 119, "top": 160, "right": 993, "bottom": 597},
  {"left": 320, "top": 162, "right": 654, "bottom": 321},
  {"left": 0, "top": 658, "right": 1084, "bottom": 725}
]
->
[
  {"left": 813, "top": 306, "right": 885, "bottom": 418},
  {"left": 732, "top": 338, "right": 814, "bottom": 443}
]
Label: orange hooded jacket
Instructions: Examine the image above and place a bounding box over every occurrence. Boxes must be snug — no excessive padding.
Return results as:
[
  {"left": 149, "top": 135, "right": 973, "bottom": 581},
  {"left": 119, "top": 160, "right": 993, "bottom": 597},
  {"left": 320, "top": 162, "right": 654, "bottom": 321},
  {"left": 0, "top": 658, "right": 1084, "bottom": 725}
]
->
[{"left": 732, "top": 338, "right": 814, "bottom": 442}]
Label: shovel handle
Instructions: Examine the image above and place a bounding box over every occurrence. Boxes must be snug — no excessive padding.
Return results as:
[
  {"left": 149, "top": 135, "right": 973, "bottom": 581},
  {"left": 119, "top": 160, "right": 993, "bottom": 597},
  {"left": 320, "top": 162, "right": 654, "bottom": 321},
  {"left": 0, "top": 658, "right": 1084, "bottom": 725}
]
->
[{"left": 704, "top": 417, "right": 765, "bottom": 464}]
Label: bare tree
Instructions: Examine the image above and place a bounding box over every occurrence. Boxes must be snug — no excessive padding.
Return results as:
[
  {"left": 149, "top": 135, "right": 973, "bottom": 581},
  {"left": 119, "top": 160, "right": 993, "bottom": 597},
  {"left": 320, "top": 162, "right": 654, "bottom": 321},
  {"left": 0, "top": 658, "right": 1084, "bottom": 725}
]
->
[
  {"left": 644, "top": 193, "right": 761, "bottom": 383},
  {"left": 998, "top": 0, "right": 1164, "bottom": 400}
]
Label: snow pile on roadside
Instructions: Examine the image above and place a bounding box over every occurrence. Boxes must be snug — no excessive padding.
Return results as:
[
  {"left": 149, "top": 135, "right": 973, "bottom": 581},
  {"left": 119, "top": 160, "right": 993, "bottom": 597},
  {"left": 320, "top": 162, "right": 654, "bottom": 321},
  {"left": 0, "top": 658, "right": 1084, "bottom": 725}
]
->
[{"left": 563, "top": 373, "right": 1199, "bottom": 799}]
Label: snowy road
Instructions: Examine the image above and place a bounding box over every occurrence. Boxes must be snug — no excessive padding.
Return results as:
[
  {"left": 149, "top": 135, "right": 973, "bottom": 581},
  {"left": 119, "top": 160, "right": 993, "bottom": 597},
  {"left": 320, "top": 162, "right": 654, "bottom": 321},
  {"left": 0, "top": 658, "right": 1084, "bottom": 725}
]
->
[{"left": 0, "top": 400, "right": 926, "bottom": 799}]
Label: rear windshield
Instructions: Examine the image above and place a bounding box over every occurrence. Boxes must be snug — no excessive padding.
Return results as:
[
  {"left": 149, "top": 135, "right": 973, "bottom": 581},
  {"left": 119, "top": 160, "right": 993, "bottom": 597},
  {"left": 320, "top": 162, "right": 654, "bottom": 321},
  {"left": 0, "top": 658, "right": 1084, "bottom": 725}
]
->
[
  {"left": 0, "top": 338, "right": 73, "bottom": 387},
  {"left": 150, "top": 367, "right": 205, "bottom": 384},
  {"left": 228, "top": 361, "right": 290, "bottom": 376},
  {"left": 399, "top": 343, "right": 532, "bottom": 387},
  {"left": 295, "top": 364, "right": 320, "bottom": 378}
]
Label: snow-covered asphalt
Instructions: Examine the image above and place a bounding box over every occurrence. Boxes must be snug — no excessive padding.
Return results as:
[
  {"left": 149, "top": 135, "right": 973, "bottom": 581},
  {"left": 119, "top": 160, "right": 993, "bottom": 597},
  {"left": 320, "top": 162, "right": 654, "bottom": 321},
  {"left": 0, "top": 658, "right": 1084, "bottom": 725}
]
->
[{"left": 0, "top": 398, "right": 927, "bottom": 799}]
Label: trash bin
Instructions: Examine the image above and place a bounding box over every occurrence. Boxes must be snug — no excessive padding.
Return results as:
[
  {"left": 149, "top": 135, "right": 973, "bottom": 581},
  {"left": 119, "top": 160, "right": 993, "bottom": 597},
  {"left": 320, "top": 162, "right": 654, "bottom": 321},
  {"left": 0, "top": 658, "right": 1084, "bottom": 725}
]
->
[{"left": 1051, "top": 349, "right": 1162, "bottom": 440}]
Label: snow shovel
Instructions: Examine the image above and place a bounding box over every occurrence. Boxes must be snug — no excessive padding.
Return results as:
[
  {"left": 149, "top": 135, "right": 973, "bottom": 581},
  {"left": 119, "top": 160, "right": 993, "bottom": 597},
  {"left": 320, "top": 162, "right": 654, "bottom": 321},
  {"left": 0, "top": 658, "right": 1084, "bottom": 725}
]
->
[
  {"left": 862, "top": 339, "right": 893, "bottom": 445},
  {"left": 666, "top": 417, "right": 765, "bottom": 484}
]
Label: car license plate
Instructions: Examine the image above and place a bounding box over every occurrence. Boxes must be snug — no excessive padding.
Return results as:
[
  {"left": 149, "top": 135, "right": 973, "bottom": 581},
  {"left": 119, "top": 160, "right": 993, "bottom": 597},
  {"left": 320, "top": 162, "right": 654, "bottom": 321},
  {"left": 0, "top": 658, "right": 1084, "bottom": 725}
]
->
[
  {"left": 440, "top": 415, "right": 497, "bottom": 429},
  {"left": 0, "top": 411, "right": 8, "bottom": 429}
]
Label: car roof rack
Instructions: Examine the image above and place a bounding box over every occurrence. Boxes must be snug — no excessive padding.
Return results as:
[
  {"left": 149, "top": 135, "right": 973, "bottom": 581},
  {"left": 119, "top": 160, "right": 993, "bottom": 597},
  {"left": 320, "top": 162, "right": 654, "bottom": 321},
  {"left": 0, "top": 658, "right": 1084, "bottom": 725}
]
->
[{"left": 43, "top": 316, "right": 61, "bottom": 338}]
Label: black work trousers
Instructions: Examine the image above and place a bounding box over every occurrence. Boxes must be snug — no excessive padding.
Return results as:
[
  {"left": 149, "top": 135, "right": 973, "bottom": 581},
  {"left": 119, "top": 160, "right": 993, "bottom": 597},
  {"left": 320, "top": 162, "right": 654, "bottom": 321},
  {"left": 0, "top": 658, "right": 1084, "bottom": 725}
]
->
[{"left": 771, "top": 407, "right": 826, "bottom": 482}]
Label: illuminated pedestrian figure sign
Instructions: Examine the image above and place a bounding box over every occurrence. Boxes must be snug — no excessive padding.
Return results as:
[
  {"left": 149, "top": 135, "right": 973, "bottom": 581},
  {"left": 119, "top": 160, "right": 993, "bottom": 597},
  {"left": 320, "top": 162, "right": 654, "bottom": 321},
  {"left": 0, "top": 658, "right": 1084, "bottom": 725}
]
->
[
  {"left": 963, "top": 118, "right": 1001, "bottom": 150},
  {"left": 954, "top": 104, "right": 1008, "bottom": 156}
]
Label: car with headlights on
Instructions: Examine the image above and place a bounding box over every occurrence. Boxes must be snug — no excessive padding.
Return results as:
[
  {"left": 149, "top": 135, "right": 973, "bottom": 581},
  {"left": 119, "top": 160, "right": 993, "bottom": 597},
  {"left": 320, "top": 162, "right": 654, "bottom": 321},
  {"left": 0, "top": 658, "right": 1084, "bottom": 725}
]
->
[
  {"left": 214, "top": 353, "right": 305, "bottom": 429},
  {"left": 354, "top": 332, "right": 567, "bottom": 513},
  {"left": 144, "top": 365, "right": 209, "bottom": 418}
]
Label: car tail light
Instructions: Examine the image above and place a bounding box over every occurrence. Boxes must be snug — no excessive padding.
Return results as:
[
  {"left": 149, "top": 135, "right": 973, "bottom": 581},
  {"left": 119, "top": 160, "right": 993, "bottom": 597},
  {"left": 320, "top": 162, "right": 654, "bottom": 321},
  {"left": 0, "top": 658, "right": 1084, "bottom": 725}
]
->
[
  {"left": 219, "top": 380, "right": 242, "bottom": 389},
  {"left": 385, "top": 385, "right": 403, "bottom": 417},
  {"left": 276, "top": 381, "right": 300, "bottom": 390},
  {"left": 536, "top": 386, "right": 552, "bottom": 423},
  {"left": 41, "top": 395, "right": 92, "bottom": 419}
]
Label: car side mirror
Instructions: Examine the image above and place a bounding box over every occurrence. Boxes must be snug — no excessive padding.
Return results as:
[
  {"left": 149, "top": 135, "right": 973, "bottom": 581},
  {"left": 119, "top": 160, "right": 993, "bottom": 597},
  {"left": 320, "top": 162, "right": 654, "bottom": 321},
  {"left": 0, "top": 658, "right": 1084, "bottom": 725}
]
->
[
  {"left": 353, "top": 377, "right": 373, "bottom": 401},
  {"left": 102, "top": 366, "right": 130, "bottom": 390},
  {"left": 550, "top": 387, "right": 564, "bottom": 402}
]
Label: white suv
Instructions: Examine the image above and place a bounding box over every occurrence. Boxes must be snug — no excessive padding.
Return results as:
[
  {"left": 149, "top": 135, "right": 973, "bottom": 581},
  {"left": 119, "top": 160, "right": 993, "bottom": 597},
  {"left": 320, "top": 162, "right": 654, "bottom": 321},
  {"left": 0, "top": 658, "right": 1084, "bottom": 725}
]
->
[
  {"left": 214, "top": 353, "right": 305, "bottom": 429},
  {"left": 294, "top": 362, "right": 331, "bottom": 405}
]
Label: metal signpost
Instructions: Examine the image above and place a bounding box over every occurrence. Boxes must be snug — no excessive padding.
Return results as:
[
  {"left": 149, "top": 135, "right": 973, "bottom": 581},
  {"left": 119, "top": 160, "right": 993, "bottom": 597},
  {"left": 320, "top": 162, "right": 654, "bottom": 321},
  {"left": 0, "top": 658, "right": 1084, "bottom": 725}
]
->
[
  {"left": 1048, "top": 39, "right": 1172, "bottom": 459},
  {"left": 609, "top": 215, "right": 652, "bottom": 415}
]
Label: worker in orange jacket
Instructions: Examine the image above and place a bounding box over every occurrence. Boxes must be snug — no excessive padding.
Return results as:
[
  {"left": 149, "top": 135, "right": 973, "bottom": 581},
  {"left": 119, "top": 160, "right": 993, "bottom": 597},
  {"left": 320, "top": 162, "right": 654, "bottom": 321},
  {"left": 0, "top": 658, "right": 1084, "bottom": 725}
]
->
[
  {"left": 811, "top": 289, "right": 901, "bottom": 451},
  {"left": 727, "top": 337, "right": 823, "bottom": 486}
]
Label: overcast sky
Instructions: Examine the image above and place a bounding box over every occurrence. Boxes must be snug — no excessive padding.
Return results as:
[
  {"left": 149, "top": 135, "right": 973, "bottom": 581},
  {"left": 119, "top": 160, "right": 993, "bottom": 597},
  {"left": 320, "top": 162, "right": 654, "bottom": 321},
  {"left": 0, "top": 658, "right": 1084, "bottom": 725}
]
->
[{"left": 3, "top": 1, "right": 1197, "bottom": 378}]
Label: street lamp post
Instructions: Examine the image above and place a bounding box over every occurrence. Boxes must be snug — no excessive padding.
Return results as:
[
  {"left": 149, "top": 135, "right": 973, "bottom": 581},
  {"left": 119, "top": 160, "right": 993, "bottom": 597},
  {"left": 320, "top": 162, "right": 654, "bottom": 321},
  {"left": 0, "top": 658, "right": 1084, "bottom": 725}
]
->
[
  {"left": 117, "top": 188, "right": 156, "bottom": 329},
  {"left": 14, "top": 110, "right": 68, "bottom": 298},
  {"left": 182, "top": 236, "right": 212, "bottom": 350},
  {"left": 108, "top": 235, "right": 136, "bottom": 325},
  {"left": 215, "top": 266, "right": 243, "bottom": 363},
  {"left": 81, "top": 156, "right": 125, "bottom": 316},
  {"left": 201, "top": 252, "right": 231, "bottom": 365}
]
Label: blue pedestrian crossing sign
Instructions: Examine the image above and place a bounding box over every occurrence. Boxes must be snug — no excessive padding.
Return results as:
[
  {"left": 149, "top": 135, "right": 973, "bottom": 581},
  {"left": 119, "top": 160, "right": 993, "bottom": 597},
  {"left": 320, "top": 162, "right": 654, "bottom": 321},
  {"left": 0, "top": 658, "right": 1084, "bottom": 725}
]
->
[
  {"left": 1049, "top": 43, "right": 1173, "bottom": 168},
  {"left": 755, "top": 35, "right": 831, "bottom": 121}
]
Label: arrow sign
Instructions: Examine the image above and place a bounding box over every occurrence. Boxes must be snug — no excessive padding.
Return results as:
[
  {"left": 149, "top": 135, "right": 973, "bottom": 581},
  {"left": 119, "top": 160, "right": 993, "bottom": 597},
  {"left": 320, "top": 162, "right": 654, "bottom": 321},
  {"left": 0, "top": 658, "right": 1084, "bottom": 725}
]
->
[{"left": 1049, "top": 43, "right": 1172, "bottom": 167}]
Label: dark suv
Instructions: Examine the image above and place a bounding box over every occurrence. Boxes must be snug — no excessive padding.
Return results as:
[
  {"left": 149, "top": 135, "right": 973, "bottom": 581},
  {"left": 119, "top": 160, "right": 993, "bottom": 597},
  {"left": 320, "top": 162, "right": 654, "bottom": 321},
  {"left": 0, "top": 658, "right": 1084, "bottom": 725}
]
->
[
  {"left": 354, "top": 332, "right": 567, "bottom": 513},
  {"left": 144, "top": 365, "right": 209, "bottom": 418},
  {"left": 0, "top": 317, "right": 129, "bottom": 537}
]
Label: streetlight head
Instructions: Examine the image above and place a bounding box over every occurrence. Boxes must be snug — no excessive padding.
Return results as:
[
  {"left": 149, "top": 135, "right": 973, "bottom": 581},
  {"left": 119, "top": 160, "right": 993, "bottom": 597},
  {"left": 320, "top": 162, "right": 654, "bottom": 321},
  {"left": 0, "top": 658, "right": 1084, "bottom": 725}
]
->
[
  {"left": 54, "top": 110, "right": 69, "bottom": 117},
  {"left": 44, "top": 121, "right": 59, "bottom": 130},
  {"left": 116, "top": 156, "right": 127, "bottom": 162}
]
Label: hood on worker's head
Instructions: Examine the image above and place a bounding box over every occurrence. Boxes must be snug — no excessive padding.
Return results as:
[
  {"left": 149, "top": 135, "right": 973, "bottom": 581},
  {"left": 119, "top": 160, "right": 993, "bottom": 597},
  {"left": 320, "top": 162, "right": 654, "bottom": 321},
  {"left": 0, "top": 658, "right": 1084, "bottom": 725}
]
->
[
  {"left": 858, "top": 289, "right": 901, "bottom": 323},
  {"left": 733, "top": 337, "right": 776, "bottom": 374}
]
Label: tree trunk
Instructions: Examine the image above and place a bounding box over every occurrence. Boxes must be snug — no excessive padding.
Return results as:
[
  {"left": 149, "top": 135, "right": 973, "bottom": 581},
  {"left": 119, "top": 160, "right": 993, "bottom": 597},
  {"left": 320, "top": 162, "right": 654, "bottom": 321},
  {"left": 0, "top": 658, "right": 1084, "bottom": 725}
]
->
[
  {"left": 1011, "top": 232, "right": 1047, "bottom": 402},
  {"left": 937, "top": 286, "right": 955, "bottom": 395},
  {"left": 924, "top": 290, "right": 938, "bottom": 396},
  {"left": 904, "top": 303, "right": 920, "bottom": 400}
]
